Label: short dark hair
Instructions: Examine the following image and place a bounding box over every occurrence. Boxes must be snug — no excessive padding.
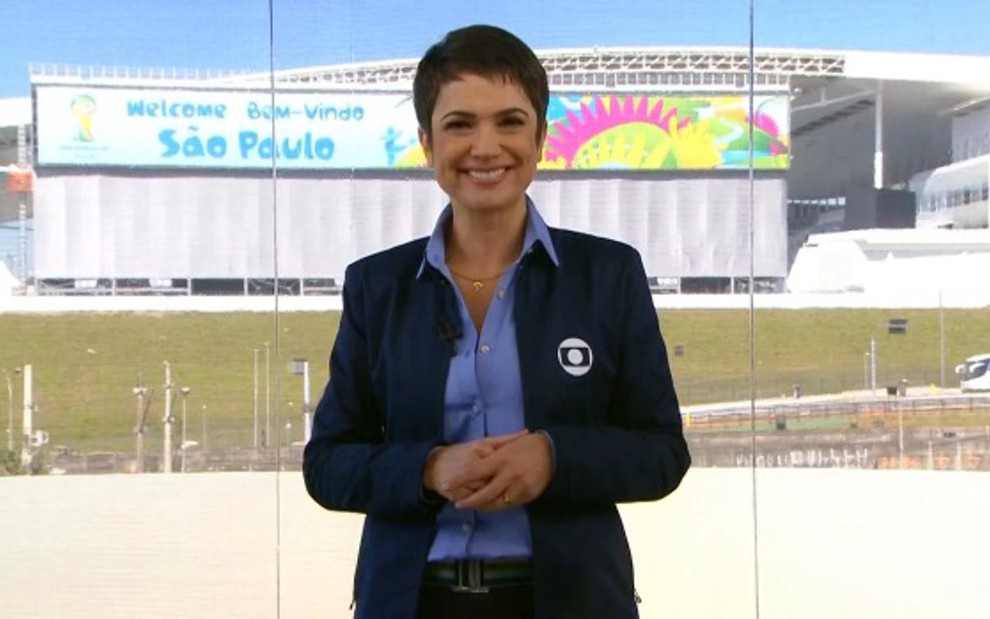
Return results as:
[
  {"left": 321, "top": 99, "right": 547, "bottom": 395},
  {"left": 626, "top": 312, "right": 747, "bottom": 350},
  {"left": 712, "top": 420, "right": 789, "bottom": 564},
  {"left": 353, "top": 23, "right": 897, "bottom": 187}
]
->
[{"left": 413, "top": 25, "right": 549, "bottom": 139}]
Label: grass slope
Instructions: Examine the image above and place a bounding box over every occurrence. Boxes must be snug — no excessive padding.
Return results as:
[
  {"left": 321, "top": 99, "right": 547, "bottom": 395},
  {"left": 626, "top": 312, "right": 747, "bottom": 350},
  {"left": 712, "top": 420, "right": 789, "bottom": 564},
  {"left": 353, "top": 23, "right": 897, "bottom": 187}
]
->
[{"left": 1, "top": 308, "right": 987, "bottom": 453}]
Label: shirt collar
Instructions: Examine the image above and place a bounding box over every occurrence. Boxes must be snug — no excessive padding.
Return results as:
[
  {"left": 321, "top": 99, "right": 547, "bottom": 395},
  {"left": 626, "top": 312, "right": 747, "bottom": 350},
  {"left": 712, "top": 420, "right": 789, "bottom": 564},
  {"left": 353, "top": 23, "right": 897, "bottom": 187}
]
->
[{"left": 416, "top": 196, "right": 559, "bottom": 279}]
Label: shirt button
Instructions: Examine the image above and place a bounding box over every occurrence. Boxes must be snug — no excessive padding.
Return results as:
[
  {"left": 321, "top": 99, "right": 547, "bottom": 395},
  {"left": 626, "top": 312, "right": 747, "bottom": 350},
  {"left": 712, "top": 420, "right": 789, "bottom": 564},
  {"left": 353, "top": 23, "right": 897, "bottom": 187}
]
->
[
  {"left": 472, "top": 402, "right": 482, "bottom": 415},
  {"left": 461, "top": 523, "right": 472, "bottom": 533},
  {"left": 496, "top": 289, "right": 505, "bottom": 299},
  {"left": 480, "top": 344, "right": 491, "bottom": 354}
]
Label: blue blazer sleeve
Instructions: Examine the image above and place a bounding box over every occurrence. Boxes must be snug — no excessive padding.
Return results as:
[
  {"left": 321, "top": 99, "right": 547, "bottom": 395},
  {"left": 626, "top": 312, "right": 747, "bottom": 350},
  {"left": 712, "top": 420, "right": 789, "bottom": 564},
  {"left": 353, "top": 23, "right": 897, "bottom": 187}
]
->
[
  {"left": 534, "top": 249, "right": 690, "bottom": 507},
  {"left": 302, "top": 262, "right": 443, "bottom": 519}
]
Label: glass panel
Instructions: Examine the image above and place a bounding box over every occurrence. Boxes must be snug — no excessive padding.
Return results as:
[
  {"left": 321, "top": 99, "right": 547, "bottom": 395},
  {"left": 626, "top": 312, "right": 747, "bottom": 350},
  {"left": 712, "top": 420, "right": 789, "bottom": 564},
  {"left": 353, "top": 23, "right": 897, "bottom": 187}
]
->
[
  {"left": 271, "top": 4, "right": 759, "bottom": 619},
  {"left": 0, "top": 3, "right": 282, "bottom": 617},
  {"left": 754, "top": 1, "right": 990, "bottom": 617}
]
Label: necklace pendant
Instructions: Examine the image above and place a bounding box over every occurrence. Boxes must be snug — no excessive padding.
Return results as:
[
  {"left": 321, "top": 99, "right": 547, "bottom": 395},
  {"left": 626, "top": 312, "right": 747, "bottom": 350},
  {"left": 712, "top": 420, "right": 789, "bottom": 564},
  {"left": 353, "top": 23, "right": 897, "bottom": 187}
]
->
[{"left": 471, "top": 281, "right": 484, "bottom": 292}]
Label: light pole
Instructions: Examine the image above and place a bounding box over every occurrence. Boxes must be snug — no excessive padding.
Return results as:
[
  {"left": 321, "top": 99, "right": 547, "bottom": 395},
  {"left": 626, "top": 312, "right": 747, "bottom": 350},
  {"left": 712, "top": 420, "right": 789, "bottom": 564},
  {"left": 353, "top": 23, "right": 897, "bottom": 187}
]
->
[
  {"left": 288, "top": 358, "right": 311, "bottom": 441},
  {"left": 284, "top": 402, "right": 294, "bottom": 450},
  {"left": 179, "top": 387, "right": 191, "bottom": 473},
  {"left": 201, "top": 404, "right": 208, "bottom": 452},
  {"left": 2, "top": 368, "right": 15, "bottom": 453},
  {"left": 162, "top": 361, "right": 174, "bottom": 474}
]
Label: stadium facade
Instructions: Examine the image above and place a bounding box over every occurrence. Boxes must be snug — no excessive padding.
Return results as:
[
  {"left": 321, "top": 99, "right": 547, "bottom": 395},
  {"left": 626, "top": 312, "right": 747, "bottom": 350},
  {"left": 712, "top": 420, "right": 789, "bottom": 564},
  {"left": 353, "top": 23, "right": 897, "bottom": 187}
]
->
[{"left": 2, "top": 47, "right": 990, "bottom": 296}]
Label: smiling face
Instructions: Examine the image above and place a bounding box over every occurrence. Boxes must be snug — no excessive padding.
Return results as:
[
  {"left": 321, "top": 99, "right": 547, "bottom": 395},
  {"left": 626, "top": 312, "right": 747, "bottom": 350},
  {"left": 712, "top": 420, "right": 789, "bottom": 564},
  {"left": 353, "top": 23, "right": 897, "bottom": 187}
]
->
[{"left": 419, "top": 73, "right": 545, "bottom": 216}]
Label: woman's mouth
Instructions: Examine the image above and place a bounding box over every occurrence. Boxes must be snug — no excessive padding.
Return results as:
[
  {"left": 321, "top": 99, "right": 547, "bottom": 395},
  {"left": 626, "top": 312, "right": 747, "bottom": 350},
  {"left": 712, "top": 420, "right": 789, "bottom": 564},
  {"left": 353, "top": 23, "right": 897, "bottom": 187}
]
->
[{"left": 465, "top": 167, "right": 508, "bottom": 182}]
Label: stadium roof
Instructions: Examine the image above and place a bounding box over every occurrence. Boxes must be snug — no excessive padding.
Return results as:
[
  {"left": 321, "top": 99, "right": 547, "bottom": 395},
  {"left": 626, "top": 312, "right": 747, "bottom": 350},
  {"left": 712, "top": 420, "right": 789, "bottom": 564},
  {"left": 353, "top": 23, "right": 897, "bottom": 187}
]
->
[
  {"left": 23, "top": 47, "right": 990, "bottom": 92},
  {"left": 257, "top": 47, "right": 990, "bottom": 89}
]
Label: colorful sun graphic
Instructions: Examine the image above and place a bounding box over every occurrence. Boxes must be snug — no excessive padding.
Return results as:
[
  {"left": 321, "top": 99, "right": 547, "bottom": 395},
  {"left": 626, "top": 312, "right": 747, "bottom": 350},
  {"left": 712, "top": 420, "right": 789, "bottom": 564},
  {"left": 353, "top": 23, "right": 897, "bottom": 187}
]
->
[
  {"left": 668, "top": 118, "right": 728, "bottom": 169},
  {"left": 541, "top": 96, "right": 733, "bottom": 170}
]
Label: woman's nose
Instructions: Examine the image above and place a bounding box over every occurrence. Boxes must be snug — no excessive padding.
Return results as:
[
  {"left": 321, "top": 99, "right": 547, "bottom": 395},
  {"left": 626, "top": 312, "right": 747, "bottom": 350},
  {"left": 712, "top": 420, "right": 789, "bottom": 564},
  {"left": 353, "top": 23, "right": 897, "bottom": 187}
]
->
[{"left": 470, "top": 124, "right": 500, "bottom": 156}]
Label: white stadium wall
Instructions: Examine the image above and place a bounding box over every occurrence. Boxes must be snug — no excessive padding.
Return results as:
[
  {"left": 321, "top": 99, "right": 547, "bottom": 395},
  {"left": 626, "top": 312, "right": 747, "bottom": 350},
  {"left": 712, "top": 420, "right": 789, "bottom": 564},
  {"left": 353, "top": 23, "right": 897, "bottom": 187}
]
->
[{"left": 33, "top": 174, "right": 787, "bottom": 282}]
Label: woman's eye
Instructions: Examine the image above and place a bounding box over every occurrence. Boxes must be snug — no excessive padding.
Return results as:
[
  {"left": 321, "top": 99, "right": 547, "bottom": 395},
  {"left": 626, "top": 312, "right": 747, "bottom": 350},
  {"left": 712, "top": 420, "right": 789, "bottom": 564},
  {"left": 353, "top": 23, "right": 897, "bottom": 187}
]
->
[
  {"left": 501, "top": 117, "right": 525, "bottom": 126},
  {"left": 443, "top": 120, "right": 470, "bottom": 130}
]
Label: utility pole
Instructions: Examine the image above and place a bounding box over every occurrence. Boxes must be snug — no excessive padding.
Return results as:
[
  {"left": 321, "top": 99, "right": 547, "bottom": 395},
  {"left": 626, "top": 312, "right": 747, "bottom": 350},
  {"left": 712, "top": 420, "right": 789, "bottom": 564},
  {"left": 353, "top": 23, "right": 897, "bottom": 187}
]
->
[
  {"left": 201, "top": 404, "right": 208, "bottom": 452},
  {"left": 870, "top": 335, "right": 878, "bottom": 395},
  {"left": 132, "top": 384, "right": 149, "bottom": 473},
  {"left": 3, "top": 369, "right": 13, "bottom": 453},
  {"left": 163, "top": 362, "right": 173, "bottom": 474},
  {"left": 21, "top": 364, "right": 33, "bottom": 468},
  {"left": 289, "top": 359, "right": 313, "bottom": 443}
]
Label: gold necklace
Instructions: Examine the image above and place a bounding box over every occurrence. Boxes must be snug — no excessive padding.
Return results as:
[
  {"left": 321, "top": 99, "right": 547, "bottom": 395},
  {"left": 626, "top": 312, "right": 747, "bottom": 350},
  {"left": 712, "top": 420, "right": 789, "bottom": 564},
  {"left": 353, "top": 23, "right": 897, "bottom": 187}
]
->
[{"left": 447, "top": 266, "right": 507, "bottom": 292}]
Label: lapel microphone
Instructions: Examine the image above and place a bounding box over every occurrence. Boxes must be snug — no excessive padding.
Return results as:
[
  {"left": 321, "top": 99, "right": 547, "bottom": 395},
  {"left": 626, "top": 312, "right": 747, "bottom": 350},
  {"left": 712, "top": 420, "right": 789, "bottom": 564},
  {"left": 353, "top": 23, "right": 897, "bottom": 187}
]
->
[
  {"left": 433, "top": 316, "right": 462, "bottom": 348},
  {"left": 433, "top": 274, "right": 463, "bottom": 354}
]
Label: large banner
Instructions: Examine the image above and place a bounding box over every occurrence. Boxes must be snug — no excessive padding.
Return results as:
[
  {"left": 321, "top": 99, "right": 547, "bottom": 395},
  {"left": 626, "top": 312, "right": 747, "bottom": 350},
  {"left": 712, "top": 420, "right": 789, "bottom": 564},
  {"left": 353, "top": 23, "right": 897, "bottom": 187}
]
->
[
  {"left": 35, "top": 86, "right": 422, "bottom": 169},
  {"left": 35, "top": 86, "right": 789, "bottom": 170},
  {"left": 540, "top": 94, "right": 789, "bottom": 170}
]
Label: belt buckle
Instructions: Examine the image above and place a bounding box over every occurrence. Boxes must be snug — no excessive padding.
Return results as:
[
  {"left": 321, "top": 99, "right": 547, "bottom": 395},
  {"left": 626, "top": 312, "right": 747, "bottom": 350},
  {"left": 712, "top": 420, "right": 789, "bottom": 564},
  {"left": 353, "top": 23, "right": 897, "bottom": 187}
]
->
[{"left": 451, "top": 559, "right": 489, "bottom": 594}]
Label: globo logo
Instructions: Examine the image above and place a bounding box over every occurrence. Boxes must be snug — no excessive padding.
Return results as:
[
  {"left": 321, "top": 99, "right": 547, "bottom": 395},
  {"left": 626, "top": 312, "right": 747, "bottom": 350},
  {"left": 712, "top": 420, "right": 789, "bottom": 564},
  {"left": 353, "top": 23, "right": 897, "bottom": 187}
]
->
[{"left": 557, "top": 337, "right": 593, "bottom": 377}]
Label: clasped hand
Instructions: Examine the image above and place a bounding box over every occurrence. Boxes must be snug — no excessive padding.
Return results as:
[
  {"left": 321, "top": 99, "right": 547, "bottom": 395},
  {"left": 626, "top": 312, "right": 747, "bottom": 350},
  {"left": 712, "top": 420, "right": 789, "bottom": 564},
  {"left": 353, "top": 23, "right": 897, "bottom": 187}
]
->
[{"left": 423, "top": 430, "right": 553, "bottom": 511}]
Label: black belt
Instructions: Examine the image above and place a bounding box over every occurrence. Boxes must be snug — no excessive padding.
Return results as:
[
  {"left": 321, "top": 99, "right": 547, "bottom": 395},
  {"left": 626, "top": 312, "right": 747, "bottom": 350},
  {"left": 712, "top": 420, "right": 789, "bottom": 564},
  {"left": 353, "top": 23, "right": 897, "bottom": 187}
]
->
[{"left": 424, "top": 558, "right": 533, "bottom": 592}]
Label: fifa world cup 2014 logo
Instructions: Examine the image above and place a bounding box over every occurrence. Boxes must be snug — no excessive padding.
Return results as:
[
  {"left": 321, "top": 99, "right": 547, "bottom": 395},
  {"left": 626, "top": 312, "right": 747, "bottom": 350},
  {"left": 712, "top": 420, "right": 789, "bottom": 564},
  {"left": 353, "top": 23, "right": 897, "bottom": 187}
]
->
[{"left": 70, "top": 94, "right": 97, "bottom": 142}]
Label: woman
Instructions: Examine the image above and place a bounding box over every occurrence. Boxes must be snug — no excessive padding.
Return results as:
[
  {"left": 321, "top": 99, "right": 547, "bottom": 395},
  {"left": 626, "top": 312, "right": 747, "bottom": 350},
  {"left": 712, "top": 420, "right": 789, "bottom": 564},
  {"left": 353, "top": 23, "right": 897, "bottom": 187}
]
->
[{"left": 303, "top": 24, "right": 690, "bottom": 619}]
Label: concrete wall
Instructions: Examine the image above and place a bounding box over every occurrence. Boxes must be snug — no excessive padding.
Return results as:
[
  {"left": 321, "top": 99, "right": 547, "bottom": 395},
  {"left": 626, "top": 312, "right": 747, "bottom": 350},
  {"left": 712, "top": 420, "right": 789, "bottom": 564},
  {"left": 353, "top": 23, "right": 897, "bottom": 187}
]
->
[{"left": 1, "top": 469, "right": 989, "bottom": 618}]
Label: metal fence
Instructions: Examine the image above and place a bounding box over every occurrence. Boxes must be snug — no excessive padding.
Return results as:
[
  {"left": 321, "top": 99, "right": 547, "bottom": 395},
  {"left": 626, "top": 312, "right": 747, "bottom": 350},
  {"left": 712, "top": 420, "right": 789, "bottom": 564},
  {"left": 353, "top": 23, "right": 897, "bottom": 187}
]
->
[{"left": 675, "top": 367, "right": 957, "bottom": 406}]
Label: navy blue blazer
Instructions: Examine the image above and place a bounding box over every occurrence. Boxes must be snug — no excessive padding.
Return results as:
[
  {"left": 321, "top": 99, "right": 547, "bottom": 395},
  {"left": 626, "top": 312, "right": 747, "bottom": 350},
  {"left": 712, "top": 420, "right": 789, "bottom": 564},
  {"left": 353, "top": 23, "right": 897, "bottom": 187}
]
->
[{"left": 303, "top": 227, "right": 690, "bottom": 619}]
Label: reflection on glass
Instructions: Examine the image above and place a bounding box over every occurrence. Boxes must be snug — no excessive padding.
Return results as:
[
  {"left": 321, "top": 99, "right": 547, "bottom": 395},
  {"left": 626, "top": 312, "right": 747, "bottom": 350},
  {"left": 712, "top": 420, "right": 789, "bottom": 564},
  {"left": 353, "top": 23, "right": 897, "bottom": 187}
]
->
[
  {"left": 0, "top": 2, "right": 285, "bottom": 617},
  {"left": 750, "top": 2, "right": 990, "bottom": 618},
  {"left": 263, "top": 5, "right": 759, "bottom": 619}
]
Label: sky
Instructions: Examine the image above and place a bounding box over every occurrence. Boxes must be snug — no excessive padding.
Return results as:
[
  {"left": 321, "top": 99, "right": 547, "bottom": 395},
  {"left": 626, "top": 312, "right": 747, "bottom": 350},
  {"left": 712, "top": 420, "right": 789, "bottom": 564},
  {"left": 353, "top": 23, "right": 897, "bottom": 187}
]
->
[{"left": 2, "top": 0, "right": 990, "bottom": 98}]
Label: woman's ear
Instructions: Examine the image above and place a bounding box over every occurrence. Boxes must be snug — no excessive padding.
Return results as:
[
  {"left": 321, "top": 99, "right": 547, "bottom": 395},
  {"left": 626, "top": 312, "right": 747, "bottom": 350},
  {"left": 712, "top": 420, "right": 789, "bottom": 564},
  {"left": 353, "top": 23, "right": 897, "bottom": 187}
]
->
[
  {"left": 536, "top": 125, "right": 547, "bottom": 161},
  {"left": 418, "top": 127, "right": 434, "bottom": 167}
]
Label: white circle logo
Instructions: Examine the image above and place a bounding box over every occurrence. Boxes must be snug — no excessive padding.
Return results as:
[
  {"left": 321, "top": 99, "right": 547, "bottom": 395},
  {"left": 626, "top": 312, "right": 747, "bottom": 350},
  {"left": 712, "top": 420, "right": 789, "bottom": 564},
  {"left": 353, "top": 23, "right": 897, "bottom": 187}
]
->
[{"left": 558, "top": 337, "right": 593, "bottom": 377}]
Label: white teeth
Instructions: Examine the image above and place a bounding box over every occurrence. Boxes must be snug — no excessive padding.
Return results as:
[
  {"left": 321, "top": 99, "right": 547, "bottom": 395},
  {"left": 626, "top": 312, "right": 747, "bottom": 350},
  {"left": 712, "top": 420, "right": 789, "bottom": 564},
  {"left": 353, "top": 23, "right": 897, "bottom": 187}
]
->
[{"left": 468, "top": 168, "right": 506, "bottom": 180}]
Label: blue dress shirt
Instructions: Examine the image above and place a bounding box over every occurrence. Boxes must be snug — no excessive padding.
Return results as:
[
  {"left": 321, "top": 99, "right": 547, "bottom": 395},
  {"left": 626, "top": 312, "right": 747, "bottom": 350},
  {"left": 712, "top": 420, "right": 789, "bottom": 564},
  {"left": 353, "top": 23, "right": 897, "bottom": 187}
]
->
[{"left": 420, "top": 199, "right": 559, "bottom": 561}]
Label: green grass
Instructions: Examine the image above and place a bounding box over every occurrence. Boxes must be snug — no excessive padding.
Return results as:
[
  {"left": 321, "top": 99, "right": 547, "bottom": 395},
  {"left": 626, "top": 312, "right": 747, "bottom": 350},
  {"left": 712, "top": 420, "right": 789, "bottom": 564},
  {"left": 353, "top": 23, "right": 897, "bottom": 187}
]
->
[
  {"left": 662, "top": 308, "right": 990, "bottom": 402},
  {"left": 0, "top": 308, "right": 988, "bottom": 453}
]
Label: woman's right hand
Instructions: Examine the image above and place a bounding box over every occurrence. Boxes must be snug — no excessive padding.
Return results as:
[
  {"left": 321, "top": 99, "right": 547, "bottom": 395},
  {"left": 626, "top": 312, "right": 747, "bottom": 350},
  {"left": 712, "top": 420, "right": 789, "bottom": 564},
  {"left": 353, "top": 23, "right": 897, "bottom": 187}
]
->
[{"left": 423, "top": 430, "right": 527, "bottom": 503}]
